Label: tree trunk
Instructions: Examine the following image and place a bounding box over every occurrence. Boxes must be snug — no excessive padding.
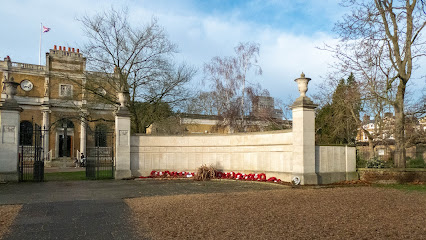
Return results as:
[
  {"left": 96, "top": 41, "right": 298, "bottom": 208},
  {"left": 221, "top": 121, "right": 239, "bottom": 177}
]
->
[
  {"left": 368, "top": 138, "right": 375, "bottom": 160},
  {"left": 128, "top": 103, "right": 139, "bottom": 133},
  {"left": 393, "top": 82, "right": 406, "bottom": 168},
  {"left": 241, "top": 78, "right": 245, "bottom": 131}
]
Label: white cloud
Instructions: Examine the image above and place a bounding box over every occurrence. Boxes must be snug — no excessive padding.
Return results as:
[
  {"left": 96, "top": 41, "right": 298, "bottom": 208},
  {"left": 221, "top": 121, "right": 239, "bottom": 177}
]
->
[
  {"left": 145, "top": 8, "right": 338, "bottom": 101},
  {"left": 0, "top": 0, "right": 366, "bottom": 102}
]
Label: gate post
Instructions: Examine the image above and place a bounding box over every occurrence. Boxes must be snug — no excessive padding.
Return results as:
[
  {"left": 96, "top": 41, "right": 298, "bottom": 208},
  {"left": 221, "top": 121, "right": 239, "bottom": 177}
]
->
[
  {"left": 0, "top": 76, "right": 23, "bottom": 182},
  {"left": 290, "top": 73, "right": 318, "bottom": 185},
  {"left": 114, "top": 92, "right": 132, "bottom": 179}
]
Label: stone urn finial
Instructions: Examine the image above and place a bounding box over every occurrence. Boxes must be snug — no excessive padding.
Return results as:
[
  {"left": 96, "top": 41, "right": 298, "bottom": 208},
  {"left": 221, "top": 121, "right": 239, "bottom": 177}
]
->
[
  {"left": 3, "top": 77, "right": 19, "bottom": 101},
  {"left": 118, "top": 92, "right": 128, "bottom": 108},
  {"left": 294, "top": 72, "right": 311, "bottom": 97},
  {"left": 116, "top": 91, "right": 131, "bottom": 116}
]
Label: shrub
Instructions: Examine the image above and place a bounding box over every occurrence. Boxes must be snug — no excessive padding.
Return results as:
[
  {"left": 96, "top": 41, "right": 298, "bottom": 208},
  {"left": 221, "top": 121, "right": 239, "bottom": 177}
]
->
[
  {"left": 407, "top": 157, "right": 425, "bottom": 168},
  {"left": 367, "top": 157, "right": 386, "bottom": 168},
  {"left": 356, "top": 154, "right": 367, "bottom": 168},
  {"left": 195, "top": 165, "right": 216, "bottom": 181}
]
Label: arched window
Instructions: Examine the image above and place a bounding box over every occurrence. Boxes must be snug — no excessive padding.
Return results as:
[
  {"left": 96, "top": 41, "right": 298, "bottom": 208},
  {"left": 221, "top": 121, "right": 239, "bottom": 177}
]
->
[
  {"left": 95, "top": 124, "right": 108, "bottom": 147},
  {"left": 59, "top": 119, "right": 74, "bottom": 129},
  {"left": 20, "top": 121, "right": 33, "bottom": 145}
]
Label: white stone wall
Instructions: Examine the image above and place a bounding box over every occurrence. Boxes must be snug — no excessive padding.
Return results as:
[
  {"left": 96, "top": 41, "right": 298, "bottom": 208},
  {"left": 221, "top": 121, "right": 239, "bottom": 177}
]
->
[
  {"left": 315, "top": 146, "right": 356, "bottom": 173},
  {"left": 115, "top": 114, "right": 132, "bottom": 179},
  {"left": 128, "top": 132, "right": 358, "bottom": 184},
  {"left": 130, "top": 130, "right": 295, "bottom": 180},
  {"left": 115, "top": 73, "right": 357, "bottom": 184},
  {"left": 0, "top": 110, "right": 21, "bottom": 181},
  {"left": 315, "top": 146, "right": 357, "bottom": 184}
]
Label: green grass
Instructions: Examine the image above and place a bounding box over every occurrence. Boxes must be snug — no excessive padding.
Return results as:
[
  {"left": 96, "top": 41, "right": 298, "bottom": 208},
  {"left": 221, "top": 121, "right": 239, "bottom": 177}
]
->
[
  {"left": 44, "top": 170, "right": 114, "bottom": 181},
  {"left": 44, "top": 171, "right": 87, "bottom": 181},
  {"left": 374, "top": 183, "right": 426, "bottom": 192}
]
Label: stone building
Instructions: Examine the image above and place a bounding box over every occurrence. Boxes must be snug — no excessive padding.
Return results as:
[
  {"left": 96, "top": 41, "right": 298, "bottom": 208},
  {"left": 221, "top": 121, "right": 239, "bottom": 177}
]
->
[
  {"left": 0, "top": 46, "right": 115, "bottom": 162},
  {"left": 251, "top": 96, "right": 283, "bottom": 120}
]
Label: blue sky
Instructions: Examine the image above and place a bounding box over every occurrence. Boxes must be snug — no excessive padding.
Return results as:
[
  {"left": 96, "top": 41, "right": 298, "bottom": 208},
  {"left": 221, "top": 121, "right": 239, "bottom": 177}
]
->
[{"left": 0, "top": 0, "right": 424, "bottom": 107}]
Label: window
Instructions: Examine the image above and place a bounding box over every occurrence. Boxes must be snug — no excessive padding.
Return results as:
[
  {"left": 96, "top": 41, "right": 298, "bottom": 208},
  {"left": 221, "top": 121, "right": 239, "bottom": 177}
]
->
[
  {"left": 59, "top": 119, "right": 74, "bottom": 129},
  {"left": 59, "top": 84, "right": 72, "bottom": 97}
]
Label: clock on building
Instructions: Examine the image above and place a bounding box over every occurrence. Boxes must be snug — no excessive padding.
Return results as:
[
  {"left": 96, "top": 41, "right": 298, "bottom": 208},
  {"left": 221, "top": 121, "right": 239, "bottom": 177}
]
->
[{"left": 20, "top": 79, "right": 33, "bottom": 91}]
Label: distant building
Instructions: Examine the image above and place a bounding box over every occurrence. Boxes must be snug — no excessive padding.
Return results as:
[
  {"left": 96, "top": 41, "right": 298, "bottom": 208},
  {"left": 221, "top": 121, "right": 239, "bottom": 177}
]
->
[
  {"left": 420, "top": 116, "right": 426, "bottom": 131},
  {"left": 356, "top": 113, "right": 395, "bottom": 143},
  {"left": 357, "top": 113, "right": 426, "bottom": 143},
  {"left": 146, "top": 95, "right": 289, "bottom": 135},
  {"left": 0, "top": 46, "right": 116, "bottom": 161},
  {"left": 356, "top": 113, "right": 425, "bottom": 161},
  {"left": 250, "top": 96, "right": 283, "bottom": 120},
  {"left": 147, "top": 112, "right": 291, "bottom": 135}
]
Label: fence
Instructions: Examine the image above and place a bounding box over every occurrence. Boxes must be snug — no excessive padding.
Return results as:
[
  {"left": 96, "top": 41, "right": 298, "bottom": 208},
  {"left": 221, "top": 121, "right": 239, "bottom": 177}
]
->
[{"left": 356, "top": 145, "right": 425, "bottom": 168}]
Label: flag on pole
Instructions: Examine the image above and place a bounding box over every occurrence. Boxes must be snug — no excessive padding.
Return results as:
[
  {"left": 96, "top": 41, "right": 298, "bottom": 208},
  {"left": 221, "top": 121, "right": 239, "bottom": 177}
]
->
[
  {"left": 39, "top": 24, "right": 50, "bottom": 65},
  {"left": 42, "top": 26, "right": 51, "bottom": 33}
]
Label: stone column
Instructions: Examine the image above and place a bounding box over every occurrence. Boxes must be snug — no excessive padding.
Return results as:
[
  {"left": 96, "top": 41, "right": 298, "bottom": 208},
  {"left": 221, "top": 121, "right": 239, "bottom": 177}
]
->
[
  {"left": 291, "top": 73, "right": 318, "bottom": 185},
  {"left": 42, "top": 106, "right": 50, "bottom": 161},
  {"left": 0, "top": 79, "right": 23, "bottom": 182},
  {"left": 80, "top": 115, "right": 86, "bottom": 157},
  {"left": 114, "top": 92, "right": 132, "bottom": 179}
]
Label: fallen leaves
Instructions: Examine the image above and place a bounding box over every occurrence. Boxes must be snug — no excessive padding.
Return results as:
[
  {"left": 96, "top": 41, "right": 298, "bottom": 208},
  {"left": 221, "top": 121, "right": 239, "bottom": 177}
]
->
[
  {"left": 126, "top": 187, "right": 426, "bottom": 240},
  {"left": 0, "top": 205, "right": 21, "bottom": 240}
]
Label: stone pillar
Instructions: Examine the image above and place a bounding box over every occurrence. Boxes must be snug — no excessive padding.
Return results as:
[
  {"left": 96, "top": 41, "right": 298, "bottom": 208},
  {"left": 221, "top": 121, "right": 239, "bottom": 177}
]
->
[
  {"left": 291, "top": 73, "right": 318, "bottom": 185},
  {"left": 0, "top": 79, "right": 23, "bottom": 182},
  {"left": 80, "top": 115, "right": 86, "bottom": 157},
  {"left": 114, "top": 92, "right": 132, "bottom": 179},
  {"left": 42, "top": 106, "right": 50, "bottom": 160}
]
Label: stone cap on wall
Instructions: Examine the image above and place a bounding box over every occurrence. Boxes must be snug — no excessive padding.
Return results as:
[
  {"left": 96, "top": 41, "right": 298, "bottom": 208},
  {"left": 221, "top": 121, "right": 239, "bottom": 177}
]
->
[
  {"left": 290, "top": 96, "right": 317, "bottom": 109},
  {"left": 0, "top": 101, "right": 23, "bottom": 111}
]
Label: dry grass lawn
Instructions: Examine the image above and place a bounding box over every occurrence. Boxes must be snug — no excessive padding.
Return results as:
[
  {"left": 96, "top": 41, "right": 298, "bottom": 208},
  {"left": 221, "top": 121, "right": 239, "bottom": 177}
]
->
[
  {"left": 126, "top": 187, "right": 426, "bottom": 240},
  {"left": 0, "top": 205, "right": 21, "bottom": 240}
]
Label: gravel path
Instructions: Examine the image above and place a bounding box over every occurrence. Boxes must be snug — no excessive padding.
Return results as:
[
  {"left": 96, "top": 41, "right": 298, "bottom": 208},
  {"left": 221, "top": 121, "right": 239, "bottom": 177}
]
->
[
  {"left": 0, "top": 205, "right": 21, "bottom": 240},
  {"left": 126, "top": 187, "right": 426, "bottom": 240}
]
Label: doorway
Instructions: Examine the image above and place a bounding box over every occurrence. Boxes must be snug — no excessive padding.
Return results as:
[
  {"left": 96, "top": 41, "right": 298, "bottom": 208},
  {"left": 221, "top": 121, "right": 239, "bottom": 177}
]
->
[{"left": 58, "top": 135, "right": 72, "bottom": 157}]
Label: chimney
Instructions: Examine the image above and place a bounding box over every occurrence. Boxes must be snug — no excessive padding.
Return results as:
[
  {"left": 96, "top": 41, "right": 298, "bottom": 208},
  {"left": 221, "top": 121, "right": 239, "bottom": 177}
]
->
[
  {"left": 63, "top": 46, "right": 65, "bottom": 51},
  {"left": 68, "top": 47, "right": 71, "bottom": 52},
  {"left": 72, "top": 48, "right": 75, "bottom": 52},
  {"left": 54, "top": 45, "right": 57, "bottom": 50},
  {"left": 59, "top": 46, "right": 62, "bottom": 50},
  {"left": 77, "top": 49, "right": 80, "bottom": 53}
]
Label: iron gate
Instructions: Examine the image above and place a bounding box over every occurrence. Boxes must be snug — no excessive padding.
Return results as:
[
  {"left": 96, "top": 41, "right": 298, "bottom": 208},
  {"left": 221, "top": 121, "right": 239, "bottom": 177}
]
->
[
  {"left": 18, "top": 125, "right": 48, "bottom": 182},
  {"left": 86, "top": 130, "right": 115, "bottom": 180}
]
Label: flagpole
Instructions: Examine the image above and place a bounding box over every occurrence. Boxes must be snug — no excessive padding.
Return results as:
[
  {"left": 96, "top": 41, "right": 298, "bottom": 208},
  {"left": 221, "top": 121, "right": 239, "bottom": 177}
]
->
[{"left": 39, "top": 23, "right": 42, "bottom": 65}]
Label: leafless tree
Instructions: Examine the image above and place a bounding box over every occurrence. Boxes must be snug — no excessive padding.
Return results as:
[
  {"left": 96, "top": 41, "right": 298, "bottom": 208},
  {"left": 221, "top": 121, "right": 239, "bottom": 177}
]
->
[
  {"left": 203, "top": 42, "right": 262, "bottom": 131},
  {"left": 203, "top": 56, "right": 238, "bottom": 114},
  {"left": 235, "top": 42, "right": 262, "bottom": 125},
  {"left": 324, "top": 0, "right": 426, "bottom": 167},
  {"left": 183, "top": 91, "right": 220, "bottom": 116},
  {"left": 78, "top": 7, "right": 196, "bottom": 133}
]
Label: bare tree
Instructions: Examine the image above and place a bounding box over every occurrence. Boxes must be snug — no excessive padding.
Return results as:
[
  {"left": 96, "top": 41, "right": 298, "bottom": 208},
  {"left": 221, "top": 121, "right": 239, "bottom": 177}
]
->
[
  {"left": 325, "top": 0, "right": 426, "bottom": 167},
  {"left": 234, "top": 42, "right": 262, "bottom": 126},
  {"left": 183, "top": 91, "right": 220, "bottom": 116},
  {"left": 78, "top": 7, "right": 195, "bottom": 133},
  {"left": 203, "top": 55, "right": 239, "bottom": 131},
  {"left": 203, "top": 42, "right": 262, "bottom": 131}
]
